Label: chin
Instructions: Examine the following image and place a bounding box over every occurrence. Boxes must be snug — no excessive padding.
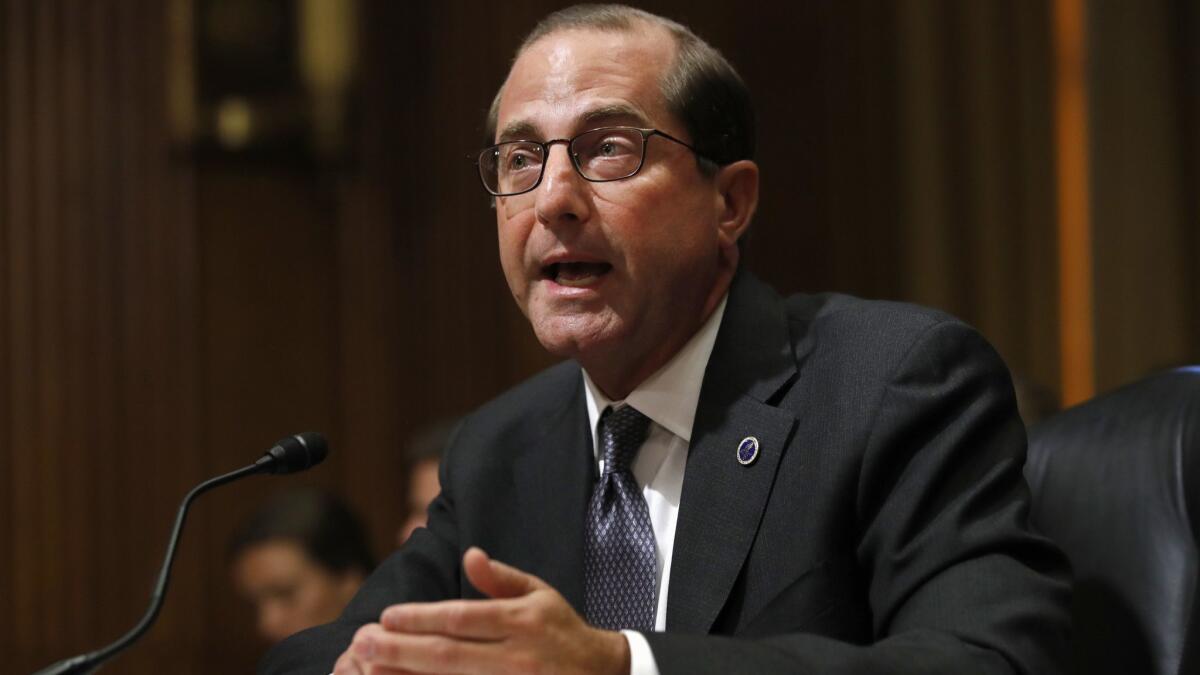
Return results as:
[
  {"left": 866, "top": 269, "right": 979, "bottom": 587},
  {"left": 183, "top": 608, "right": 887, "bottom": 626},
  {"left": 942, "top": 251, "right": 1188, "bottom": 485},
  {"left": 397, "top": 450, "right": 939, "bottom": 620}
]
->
[{"left": 529, "top": 311, "right": 625, "bottom": 362}]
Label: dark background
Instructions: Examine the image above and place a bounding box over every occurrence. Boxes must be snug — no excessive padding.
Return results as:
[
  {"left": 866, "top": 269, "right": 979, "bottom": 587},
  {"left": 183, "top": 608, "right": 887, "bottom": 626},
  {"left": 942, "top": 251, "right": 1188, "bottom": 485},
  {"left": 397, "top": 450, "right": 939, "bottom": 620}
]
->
[{"left": 2, "top": 1, "right": 1197, "bottom": 672}]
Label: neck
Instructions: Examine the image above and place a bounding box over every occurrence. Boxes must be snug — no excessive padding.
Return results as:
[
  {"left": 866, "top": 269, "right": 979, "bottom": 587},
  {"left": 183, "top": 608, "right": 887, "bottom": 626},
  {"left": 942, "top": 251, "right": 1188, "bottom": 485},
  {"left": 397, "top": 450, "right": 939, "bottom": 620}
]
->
[
  {"left": 582, "top": 267, "right": 734, "bottom": 400},
  {"left": 583, "top": 334, "right": 695, "bottom": 401}
]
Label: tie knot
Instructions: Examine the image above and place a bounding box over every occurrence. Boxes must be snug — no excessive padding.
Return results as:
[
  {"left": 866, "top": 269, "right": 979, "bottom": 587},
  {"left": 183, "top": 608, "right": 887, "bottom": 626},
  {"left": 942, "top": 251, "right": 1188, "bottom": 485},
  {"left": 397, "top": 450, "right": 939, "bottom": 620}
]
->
[{"left": 599, "top": 405, "right": 650, "bottom": 475}]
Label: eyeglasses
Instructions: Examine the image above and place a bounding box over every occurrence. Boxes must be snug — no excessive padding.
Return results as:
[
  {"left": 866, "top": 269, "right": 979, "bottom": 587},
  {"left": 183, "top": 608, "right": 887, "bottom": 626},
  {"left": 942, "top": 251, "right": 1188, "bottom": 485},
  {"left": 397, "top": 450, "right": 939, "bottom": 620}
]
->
[{"left": 476, "top": 126, "right": 701, "bottom": 197}]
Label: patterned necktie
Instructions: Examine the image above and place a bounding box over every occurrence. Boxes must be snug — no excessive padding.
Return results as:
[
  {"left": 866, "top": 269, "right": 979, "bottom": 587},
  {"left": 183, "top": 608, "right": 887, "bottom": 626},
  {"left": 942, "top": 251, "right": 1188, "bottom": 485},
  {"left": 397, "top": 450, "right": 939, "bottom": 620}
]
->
[{"left": 584, "top": 405, "right": 657, "bottom": 631}]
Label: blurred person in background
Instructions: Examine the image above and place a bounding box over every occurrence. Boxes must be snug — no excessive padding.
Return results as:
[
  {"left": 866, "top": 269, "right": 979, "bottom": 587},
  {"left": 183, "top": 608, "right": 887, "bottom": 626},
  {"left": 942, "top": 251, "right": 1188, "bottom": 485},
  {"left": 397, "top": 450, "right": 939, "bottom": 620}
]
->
[
  {"left": 396, "top": 419, "right": 458, "bottom": 546},
  {"left": 230, "top": 489, "right": 375, "bottom": 644}
]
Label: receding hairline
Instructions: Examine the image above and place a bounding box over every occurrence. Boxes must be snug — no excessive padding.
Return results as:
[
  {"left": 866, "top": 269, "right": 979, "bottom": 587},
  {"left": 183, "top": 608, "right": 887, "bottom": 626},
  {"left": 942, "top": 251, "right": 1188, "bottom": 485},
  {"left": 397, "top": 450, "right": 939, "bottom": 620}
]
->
[{"left": 487, "top": 18, "right": 685, "bottom": 143}]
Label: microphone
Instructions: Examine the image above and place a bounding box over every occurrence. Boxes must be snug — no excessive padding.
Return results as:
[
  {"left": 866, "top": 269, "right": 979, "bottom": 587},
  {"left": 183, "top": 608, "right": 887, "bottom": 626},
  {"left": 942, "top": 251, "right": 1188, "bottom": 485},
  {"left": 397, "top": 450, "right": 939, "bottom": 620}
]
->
[
  {"left": 258, "top": 431, "right": 329, "bottom": 474},
  {"left": 33, "top": 432, "right": 330, "bottom": 675}
]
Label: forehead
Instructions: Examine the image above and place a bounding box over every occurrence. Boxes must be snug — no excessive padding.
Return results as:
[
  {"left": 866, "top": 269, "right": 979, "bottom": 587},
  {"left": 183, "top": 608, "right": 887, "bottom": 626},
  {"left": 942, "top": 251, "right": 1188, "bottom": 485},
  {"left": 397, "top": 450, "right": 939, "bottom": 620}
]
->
[
  {"left": 496, "top": 26, "right": 677, "bottom": 140},
  {"left": 235, "top": 540, "right": 311, "bottom": 584}
]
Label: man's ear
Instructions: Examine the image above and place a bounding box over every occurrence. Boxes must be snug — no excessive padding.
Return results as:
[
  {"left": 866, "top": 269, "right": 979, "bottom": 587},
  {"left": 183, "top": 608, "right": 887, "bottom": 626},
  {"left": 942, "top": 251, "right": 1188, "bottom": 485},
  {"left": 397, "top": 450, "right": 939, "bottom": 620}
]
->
[{"left": 714, "top": 160, "right": 759, "bottom": 249}]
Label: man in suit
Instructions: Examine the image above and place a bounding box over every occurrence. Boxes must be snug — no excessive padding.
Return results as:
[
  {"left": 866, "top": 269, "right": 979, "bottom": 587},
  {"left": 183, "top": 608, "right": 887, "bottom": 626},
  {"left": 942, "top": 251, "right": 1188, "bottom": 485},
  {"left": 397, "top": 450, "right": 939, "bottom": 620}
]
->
[{"left": 262, "top": 5, "right": 1071, "bottom": 674}]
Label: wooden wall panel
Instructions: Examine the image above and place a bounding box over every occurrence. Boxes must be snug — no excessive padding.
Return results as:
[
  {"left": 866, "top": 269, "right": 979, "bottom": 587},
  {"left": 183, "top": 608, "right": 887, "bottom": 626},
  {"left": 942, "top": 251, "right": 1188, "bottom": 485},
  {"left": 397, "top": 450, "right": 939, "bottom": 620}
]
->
[
  {"left": 1089, "top": 0, "right": 1200, "bottom": 392},
  {"left": 892, "top": 0, "right": 1060, "bottom": 394},
  {"left": 0, "top": 0, "right": 11, "bottom": 660},
  {"left": 1, "top": 1, "right": 202, "bottom": 671}
]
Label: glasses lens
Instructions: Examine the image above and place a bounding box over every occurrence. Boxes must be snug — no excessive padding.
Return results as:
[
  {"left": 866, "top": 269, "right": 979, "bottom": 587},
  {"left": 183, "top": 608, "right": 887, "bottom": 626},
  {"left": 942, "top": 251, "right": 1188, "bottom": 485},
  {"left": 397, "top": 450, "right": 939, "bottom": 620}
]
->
[
  {"left": 571, "top": 128, "right": 643, "bottom": 181},
  {"left": 480, "top": 142, "right": 544, "bottom": 195}
]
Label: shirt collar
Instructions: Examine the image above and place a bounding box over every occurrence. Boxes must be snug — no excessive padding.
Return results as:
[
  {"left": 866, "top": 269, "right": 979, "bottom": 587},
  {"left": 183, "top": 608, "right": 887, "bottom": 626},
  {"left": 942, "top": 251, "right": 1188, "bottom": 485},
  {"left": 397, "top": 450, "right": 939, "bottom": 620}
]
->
[{"left": 583, "top": 293, "right": 728, "bottom": 446}]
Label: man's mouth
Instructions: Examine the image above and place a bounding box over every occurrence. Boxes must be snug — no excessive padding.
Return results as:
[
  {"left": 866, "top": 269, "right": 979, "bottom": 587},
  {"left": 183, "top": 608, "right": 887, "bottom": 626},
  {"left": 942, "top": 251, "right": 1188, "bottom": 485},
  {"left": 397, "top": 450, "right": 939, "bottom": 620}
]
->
[{"left": 542, "top": 261, "right": 613, "bottom": 288}]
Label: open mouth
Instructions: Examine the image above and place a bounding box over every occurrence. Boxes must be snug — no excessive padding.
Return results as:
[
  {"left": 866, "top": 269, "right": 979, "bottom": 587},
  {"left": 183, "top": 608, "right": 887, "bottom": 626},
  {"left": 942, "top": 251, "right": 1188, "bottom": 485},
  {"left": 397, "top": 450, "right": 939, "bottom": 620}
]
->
[{"left": 542, "top": 261, "right": 613, "bottom": 288}]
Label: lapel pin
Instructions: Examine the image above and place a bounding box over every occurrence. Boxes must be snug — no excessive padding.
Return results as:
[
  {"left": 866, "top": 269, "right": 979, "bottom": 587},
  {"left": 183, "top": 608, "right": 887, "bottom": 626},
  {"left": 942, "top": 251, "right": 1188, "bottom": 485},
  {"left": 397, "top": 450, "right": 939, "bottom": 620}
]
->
[{"left": 737, "top": 436, "right": 760, "bottom": 465}]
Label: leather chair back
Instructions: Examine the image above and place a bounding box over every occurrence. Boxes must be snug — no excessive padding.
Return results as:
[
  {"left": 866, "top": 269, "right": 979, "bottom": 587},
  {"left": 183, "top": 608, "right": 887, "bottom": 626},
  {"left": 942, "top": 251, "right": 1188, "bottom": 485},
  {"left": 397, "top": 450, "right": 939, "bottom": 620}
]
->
[{"left": 1026, "top": 367, "right": 1200, "bottom": 675}]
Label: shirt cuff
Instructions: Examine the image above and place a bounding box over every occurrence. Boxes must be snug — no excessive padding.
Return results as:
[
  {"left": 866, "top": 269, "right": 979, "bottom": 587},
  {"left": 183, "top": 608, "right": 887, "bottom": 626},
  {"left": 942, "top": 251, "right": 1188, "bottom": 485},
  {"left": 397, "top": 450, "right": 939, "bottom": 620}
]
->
[{"left": 620, "top": 630, "right": 662, "bottom": 675}]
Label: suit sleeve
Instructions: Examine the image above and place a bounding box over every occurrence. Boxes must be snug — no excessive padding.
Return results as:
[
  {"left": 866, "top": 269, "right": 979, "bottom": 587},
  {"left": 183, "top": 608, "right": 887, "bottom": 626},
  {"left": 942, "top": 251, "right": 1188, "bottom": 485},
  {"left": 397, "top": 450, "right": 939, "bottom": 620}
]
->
[
  {"left": 257, "top": 428, "right": 466, "bottom": 675},
  {"left": 644, "top": 321, "right": 1072, "bottom": 675}
]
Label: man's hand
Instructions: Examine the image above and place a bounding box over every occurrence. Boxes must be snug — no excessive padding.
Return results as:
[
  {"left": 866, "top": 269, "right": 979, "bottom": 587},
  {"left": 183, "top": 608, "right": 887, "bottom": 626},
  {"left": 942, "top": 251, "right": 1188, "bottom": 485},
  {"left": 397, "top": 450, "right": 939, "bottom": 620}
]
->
[{"left": 333, "top": 547, "right": 630, "bottom": 675}]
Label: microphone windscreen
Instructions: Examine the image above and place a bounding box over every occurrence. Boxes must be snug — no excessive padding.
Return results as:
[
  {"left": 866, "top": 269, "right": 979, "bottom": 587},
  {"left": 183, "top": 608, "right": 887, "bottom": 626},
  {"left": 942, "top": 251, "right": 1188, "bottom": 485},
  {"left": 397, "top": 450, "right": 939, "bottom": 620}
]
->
[{"left": 263, "top": 432, "right": 329, "bottom": 474}]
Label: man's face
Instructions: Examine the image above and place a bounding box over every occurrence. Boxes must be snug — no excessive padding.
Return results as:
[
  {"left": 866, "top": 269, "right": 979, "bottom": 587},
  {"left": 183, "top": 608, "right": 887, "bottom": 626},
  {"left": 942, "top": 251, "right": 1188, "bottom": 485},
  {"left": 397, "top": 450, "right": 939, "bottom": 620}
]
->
[{"left": 494, "top": 26, "right": 733, "bottom": 396}]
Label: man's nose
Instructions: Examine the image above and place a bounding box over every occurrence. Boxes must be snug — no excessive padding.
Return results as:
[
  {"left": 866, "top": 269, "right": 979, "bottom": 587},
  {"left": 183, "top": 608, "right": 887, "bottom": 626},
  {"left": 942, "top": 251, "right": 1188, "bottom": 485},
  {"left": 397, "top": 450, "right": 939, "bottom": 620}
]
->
[{"left": 534, "top": 144, "right": 590, "bottom": 226}]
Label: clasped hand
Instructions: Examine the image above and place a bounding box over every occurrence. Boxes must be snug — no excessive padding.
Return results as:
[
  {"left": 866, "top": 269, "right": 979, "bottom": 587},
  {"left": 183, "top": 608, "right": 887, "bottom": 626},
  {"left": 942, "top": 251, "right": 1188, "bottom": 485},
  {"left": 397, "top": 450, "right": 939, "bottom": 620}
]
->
[{"left": 334, "top": 547, "right": 629, "bottom": 675}]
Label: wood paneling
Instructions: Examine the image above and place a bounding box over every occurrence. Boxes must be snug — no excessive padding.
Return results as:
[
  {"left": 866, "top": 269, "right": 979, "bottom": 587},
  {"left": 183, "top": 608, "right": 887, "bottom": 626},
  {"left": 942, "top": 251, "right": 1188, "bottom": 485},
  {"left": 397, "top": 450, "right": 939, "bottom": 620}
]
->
[
  {"left": 892, "top": 1, "right": 1061, "bottom": 392},
  {"left": 1089, "top": 0, "right": 1200, "bottom": 393},
  {"left": 2, "top": 1, "right": 1196, "bottom": 673},
  {"left": 1, "top": 1, "right": 202, "bottom": 670}
]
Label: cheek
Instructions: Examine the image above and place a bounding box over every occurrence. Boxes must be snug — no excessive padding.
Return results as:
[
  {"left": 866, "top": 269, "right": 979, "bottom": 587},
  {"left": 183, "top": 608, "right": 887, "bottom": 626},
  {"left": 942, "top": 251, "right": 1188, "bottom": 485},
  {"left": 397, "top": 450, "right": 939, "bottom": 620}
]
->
[
  {"left": 496, "top": 210, "right": 530, "bottom": 286},
  {"left": 600, "top": 175, "right": 718, "bottom": 261},
  {"left": 496, "top": 204, "right": 525, "bottom": 258},
  {"left": 619, "top": 208, "right": 716, "bottom": 275},
  {"left": 497, "top": 239, "right": 530, "bottom": 308},
  {"left": 499, "top": 195, "right": 525, "bottom": 220}
]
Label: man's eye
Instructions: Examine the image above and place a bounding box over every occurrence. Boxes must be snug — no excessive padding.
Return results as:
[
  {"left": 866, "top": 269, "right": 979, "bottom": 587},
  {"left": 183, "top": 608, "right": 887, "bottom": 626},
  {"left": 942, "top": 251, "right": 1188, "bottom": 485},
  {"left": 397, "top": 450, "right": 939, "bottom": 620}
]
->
[
  {"left": 506, "top": 151, "right": 538, "bottom": 170},
  {"left": 594, "top": 138, "right": 634, "bottom": 157}
]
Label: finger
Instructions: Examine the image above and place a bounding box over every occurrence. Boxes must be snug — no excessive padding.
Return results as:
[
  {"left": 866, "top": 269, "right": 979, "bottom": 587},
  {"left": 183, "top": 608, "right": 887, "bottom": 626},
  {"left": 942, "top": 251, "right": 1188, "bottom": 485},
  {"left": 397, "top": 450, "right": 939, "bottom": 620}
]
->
[
  {"left": 335, "top": 646, "right": 421, "bottom": 675},
  {"left": 380, "top": 599, "right": 517, "bottom": 639},
  {"left": 332, "top": 650, "right": 365, "bottom": 675},
  {"left": 340, "top": 659, "right": 421, "bottom": 675},
  {"left": 463, "top": 546, "right": 548, "bottom": 599},
  {"left": 351, "top": 624, "right": 498, "bottom": 674}
]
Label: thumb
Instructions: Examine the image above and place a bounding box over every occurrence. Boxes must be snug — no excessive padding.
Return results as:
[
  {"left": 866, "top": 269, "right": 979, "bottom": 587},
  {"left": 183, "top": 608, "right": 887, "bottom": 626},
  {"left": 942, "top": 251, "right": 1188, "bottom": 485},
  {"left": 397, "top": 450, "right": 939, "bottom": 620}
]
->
[{"left": 463, "top": 546, "right": 549, "bottom": 598}]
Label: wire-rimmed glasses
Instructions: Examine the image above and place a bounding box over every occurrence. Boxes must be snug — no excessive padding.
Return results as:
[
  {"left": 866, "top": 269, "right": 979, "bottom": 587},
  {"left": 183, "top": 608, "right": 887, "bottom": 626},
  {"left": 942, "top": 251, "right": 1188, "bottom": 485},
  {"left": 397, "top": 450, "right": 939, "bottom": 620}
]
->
[{"left": 476, "top": 126, "right": 700, "bottom": 197}]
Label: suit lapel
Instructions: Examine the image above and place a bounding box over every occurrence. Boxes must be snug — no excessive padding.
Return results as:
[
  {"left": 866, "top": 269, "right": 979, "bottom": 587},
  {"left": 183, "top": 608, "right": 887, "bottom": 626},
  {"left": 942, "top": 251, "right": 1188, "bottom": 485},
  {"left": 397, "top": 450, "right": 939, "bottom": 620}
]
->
[
  {"left": 514, "top": 373, "right": 595, "bottom": 614},
  {"left": 667, "top": 272, "right": 800, "bottom": 633}
]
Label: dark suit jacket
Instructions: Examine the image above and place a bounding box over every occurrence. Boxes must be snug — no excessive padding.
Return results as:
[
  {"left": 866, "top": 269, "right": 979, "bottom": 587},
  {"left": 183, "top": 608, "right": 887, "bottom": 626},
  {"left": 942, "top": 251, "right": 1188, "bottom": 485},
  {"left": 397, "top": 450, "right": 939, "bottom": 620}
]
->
[{"left": 261, "top": 271, "right": 1071, "bottom": 675}]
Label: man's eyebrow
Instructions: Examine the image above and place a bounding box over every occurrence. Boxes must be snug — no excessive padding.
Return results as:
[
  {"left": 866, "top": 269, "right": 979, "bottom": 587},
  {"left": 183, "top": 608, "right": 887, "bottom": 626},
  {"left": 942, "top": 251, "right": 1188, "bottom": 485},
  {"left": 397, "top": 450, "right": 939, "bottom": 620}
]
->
[
  {"left": 497, "top": 105, "right": 653, "bottom": 143},
  {"left": 497, "top": 120, "right": 540, "bottom": 143},
  {"left": 581, "top": 104, "right": 651, "bottom": 127}
]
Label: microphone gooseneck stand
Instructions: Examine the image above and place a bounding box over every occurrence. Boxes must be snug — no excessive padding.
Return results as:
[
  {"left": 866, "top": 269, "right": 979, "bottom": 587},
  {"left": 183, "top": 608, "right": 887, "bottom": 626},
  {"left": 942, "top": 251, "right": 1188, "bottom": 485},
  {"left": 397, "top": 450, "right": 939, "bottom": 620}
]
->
[{"left": 33, "top": 434, "right": 327, "bottom": 675}]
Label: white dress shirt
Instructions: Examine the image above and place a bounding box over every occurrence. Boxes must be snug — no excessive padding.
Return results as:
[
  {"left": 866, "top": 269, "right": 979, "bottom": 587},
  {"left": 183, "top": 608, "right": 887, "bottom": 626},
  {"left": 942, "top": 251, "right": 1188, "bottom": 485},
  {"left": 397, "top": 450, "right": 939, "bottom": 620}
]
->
[{"left": 582, "top": 295, "right": 728, "bottom": 675}]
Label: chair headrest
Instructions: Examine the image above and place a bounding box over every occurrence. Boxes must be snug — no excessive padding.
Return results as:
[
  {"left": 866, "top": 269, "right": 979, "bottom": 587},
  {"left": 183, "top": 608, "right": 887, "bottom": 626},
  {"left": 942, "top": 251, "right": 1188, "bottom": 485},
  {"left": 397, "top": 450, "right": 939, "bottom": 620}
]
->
[{"left": 1026, "top": 366, "right": 1200, "bottom": 675}]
